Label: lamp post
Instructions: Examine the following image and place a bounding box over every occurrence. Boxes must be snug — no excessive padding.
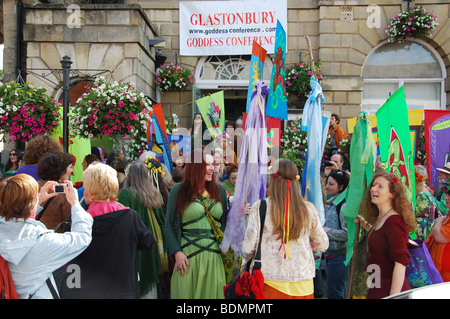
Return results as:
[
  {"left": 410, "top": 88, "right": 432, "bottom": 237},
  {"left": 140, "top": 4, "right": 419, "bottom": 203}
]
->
[{"left": 60, "top": 56, "right": 72, "bottom": 153}]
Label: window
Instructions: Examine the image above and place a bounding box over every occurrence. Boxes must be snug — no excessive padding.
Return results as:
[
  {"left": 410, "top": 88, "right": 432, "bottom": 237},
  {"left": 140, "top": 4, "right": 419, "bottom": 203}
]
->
[
  {"left": 362, "top": 41, "right": 445, "bottom": 113},
  {"left": 195, "top": 55, "right": 272, "bottom": 89}
]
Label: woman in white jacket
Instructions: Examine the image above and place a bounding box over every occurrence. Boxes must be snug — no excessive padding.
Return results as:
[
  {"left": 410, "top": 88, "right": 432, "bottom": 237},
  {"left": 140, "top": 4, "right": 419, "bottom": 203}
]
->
[
  {"left": 0, "top": 173, "right": 93, "bottom": 299},
  {"left": 241, "top": 158, "right": 329, "bottom": 299}
]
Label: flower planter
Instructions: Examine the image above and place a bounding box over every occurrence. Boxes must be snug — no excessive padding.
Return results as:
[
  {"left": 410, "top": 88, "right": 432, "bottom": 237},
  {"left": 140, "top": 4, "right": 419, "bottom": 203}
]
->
[
  {"left": 0, "top": 82, "right": 61, "bottom": 143},
  {"left": 70, "top": 76, "right": 153, "bottom": 160},
  {"left": 385, "top": 6, "right": 439, "bottom": 43}
]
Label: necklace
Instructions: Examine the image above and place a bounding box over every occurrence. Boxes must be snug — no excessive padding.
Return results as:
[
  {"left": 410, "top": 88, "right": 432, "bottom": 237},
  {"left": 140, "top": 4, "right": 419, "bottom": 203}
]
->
[{"left": 376, "top": 208, "right": 393, "bottom": 227}]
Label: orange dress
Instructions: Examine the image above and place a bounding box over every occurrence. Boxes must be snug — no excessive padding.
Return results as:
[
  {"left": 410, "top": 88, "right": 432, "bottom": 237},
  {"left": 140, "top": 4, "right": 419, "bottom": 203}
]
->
[{"left": 426, "top": 216, "right": 450, "bottom": 282}]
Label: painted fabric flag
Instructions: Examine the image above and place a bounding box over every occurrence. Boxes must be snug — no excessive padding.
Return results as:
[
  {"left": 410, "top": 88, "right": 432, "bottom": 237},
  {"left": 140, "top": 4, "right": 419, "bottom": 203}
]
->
[
  {"left": 266, "top": 116, "right": 281, "bottom": 149},
  {"left": 266, "top": 20, "right": 288, "bottom": 121},
  {"left": 221, "top": 80, "right": 268, "bottom": 255},
  {"left": 376, "top": 86, "right": 415, "bottom": 208},
  {"left": 347, "top": 109, "right": 424, "bottom": 160},
  {"left": 246, "top": 41, "right": 267, "bottom": 113},
  {"left": 51, "top": 107, "right": 91, "bottom": 183},
  {"left": 300, "top": 76, "right": 326, "bottom": 224},
  {"left": 241, "top": 114, "right": 281, "bottom": 150},
  {"left": 424, "top": 110, "right": 450, "bottom": 192},
  {"left": 337, "top": 112, "right": 376, "bottom": 265},
  {"left": 196, "top": 90, "right": 225, "bottom": 140},
  {"left": 149, "top": 113, "right": 173, "bottom": 172}
]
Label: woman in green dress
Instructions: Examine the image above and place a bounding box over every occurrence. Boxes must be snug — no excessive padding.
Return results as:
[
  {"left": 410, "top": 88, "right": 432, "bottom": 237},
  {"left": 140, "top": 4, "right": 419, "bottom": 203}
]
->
[
  {"left": 165, "top": 149, "right": 228, "bottom": 299},
  {"left": 118, "top": 161, "right": 167, "bottom": 298}
]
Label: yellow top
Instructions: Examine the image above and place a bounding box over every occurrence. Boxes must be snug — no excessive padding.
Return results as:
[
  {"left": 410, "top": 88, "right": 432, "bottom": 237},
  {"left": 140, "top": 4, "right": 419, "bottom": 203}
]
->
[{"left": 264, "top": 279, "right": 314, "bottom": 296}]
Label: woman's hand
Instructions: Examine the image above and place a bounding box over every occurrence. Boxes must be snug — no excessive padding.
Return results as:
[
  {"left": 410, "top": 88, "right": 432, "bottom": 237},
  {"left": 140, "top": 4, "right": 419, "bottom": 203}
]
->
[
  {"left": 62, "top": 180, "right": 79, "bottom": 207},
  {"left": 38, "top": 181, "right": 58, "bottom": 204},
  {"left": 174, "top": 251, "right": 190, "bottom": 277},
  {"left": 354, "top": 214, "right": 372, "bottom": 232},
  {"left": 244, "top": 203, "right": 251, "bottom": 215}
]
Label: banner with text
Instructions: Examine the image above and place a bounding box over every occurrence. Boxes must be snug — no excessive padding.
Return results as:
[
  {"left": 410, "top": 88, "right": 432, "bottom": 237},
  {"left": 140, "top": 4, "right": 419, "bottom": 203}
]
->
[{"left": 179, "top": 0, "right": 287, "bottom": 56}]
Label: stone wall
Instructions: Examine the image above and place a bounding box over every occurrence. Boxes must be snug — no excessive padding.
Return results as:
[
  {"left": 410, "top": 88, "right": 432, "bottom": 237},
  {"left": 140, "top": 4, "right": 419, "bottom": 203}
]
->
[
  {"left": 22, "top": 4, "right": 158, "bottom": 99},
  {"left": 134, "top": 0, "right": 450, "bottom": 126}
]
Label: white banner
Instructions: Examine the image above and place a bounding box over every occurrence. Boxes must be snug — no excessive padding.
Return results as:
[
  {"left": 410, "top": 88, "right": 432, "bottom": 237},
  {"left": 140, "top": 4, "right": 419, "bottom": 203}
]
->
[{"left": 179, "top": 0, "right": 287, "bottom": 56}]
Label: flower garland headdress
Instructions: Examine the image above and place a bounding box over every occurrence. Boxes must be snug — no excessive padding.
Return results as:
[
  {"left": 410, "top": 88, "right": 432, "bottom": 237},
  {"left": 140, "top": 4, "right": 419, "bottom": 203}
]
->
[{"left": 144, "top": 157, "right": 164, "bottom": 191}]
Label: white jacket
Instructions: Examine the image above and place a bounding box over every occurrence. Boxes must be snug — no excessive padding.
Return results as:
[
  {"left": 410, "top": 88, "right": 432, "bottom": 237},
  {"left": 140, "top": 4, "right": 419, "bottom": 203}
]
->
[
  {"left": 0, "top": 203, "right": 93, "bottom": 299},
  {"left": 241, "top": 198, "right": 329, "bottom": 282}
]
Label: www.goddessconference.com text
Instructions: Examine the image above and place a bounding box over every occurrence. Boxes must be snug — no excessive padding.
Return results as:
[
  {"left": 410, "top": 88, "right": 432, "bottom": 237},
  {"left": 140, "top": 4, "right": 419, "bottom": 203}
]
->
[{"left": 175, "top": 302, "right": 274, "bottom": 317}]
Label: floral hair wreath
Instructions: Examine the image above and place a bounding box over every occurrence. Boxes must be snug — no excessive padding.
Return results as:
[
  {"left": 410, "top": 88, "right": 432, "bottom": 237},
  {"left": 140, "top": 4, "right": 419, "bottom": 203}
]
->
[
  {"left": 144, "top": 157, "right": 165, "bottom": 177},
  {"left": 273, "top": 172, "right": 300, "bottom": 181},
  {"left": 391, "top": 176, "right": 399, "bottom": 184},
  {"left": 414, "top": 170, "right": 426, "bottom": 184}
]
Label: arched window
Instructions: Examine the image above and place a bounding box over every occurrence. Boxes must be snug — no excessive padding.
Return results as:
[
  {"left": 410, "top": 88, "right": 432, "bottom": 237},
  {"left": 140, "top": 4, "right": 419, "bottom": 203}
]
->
[
  {"left": 195, "top": 55, "right": 272, "bottom": 89},
  {"left": 362, "top": 40, "right": 446, "bottom": 113}
]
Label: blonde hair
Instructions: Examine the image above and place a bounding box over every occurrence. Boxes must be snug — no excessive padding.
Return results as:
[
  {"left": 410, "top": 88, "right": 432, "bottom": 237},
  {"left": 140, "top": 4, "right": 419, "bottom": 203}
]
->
[
  {"left": 269, "top": 158, "right": 309, "bottom": 241},
  {"left": 83, "top": 162, "right": 119, "bottom": 202},
  {"left": 0, "top": 174, "right": 39, "bottom": 221}
]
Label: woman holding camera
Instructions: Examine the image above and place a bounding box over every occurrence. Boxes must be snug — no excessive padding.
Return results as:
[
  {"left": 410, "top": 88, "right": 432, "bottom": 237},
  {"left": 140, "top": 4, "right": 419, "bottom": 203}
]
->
[
  {"left": 36, "top": 152, "right": 75, "bottom": 232},
  {"left": 0, "top": 174, "right": 93, "bottom": 299}
]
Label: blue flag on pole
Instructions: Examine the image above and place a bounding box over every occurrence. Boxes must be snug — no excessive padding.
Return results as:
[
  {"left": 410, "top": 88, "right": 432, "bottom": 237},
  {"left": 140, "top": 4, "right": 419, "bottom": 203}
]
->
[
  {"left": 246, "top": 41, "right": 267, "bottom": 113},
  {"left": 301, "top": 76, "right": 326, "bottom": 224},
  {"left": 266, "top": 20, "right": 287, "bottom": 120}
]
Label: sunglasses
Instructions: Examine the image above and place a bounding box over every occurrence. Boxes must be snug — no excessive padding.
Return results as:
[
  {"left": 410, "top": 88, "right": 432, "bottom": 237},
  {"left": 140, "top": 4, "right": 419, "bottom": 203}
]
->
[{"left": 10, "top": 153, "right": 18, "bottom": 156}]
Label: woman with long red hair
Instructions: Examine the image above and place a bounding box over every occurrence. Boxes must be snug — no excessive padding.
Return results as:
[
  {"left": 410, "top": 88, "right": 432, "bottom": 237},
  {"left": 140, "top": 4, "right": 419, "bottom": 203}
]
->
[
  {"left": 164, "top": 149, "right": 228, "bottom": 298},
  {"left": 355, "top": 172, "right": 417, "bottom": 298}
]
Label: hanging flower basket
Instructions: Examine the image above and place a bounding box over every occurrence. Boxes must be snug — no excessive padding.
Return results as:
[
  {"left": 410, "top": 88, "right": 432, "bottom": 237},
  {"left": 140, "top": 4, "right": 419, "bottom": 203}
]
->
[
  {"left": 70, "top": 76, "right": 153, "bottom": 160},
  {"left": 154, "top": 62, "right": 194, "bottom": 93},
  {"left": 0, "top": 82, "right": 61, "bottom": 143},
  {"left": 285, "top": 56, "right": 322, "bottom": 99},
  {"left": 385, "top": 6, "right": 439, "bottom": 43}
]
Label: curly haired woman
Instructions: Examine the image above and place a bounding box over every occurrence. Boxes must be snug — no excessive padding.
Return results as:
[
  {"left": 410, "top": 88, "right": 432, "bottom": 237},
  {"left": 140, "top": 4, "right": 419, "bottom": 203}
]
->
[
  {"left": 355, "top": 172, "right": 417, "bottom": 299},
  {"left": 16, "top": 135, "right": 63, "bottom": 181}
]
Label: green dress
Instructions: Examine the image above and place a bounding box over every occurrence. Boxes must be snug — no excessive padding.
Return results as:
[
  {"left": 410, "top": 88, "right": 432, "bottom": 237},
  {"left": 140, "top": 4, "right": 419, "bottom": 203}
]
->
[{"left": 165, "top": 183, "right": 228, "bottom": 299}]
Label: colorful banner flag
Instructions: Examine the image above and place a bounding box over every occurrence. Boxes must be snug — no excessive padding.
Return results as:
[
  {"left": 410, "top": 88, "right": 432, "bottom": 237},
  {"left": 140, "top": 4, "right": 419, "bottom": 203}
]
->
[
  {"left": 266, "top": 20, "right": 288, "bottom": 121},
  {"left": 149, "top": 114, "right": 173, "bottom": 172},
  {"left": 221, "top": 80, "right": 268, "bottom": 255},
  {"left": 424, "top": 110, "right": 450, "bottom": 192},
  {"left": 301, "top": 76, "right": 326, "bottom": 224},
  {"left": 246, "top": 41, "right": 267, "bottom": 113},
  {"left": 376, "top": 86, "right": 415, "bottom": 207},
  {"left": 51, "top": 107, "right": 91, "bottom": 183},
  {"left": 243, "top": 113, "right": 281, "bottom": 149},
  {"left": 266, "top": 116, "right": 281, "bottom": 149},
  {"left": 347, "top": 109, "right": 424, "bottom": 159},
  {"left": 196, "top": 90, "right": 225, "bottom": 140},
  {"left": 338, "top": 112, "right": 376, "bottom": 265}
]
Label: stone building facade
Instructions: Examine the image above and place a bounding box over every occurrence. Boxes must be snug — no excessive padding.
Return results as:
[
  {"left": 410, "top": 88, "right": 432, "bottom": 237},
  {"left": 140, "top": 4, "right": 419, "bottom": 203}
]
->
[{"left": 1, "top": 0, "right": 449, "bottom": 132}]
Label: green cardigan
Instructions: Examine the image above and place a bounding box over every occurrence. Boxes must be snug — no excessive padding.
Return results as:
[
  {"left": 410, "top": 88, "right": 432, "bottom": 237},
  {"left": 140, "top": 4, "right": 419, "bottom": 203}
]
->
[{"left": 164, "top": 182, "right": 228, "bottom": 257}]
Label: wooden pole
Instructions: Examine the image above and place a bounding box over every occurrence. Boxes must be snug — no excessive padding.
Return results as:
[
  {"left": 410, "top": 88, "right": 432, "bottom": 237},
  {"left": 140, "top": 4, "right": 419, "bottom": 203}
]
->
[
  {"left": 304, "top": 35, "right": 314, "bottom": 70},
  {"left": 346, "top": 222, "right": 361, "bottom": 299}
]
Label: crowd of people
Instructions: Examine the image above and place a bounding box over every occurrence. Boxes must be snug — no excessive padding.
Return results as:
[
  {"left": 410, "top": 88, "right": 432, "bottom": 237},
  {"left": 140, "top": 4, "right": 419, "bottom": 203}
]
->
[{"left": 1, "top": 115, "right": 450, "bottom": 300}]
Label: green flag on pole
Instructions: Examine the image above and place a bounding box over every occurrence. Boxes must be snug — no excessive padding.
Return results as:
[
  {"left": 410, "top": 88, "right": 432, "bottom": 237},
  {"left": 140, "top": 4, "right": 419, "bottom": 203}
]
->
[
  {"left": 376, "top": 85, "right": 416, "bottom": 209},
  {"left": 338, "top": 112, "right": 376, "bottom": 265},
  {"left": 195, "top": 90, "right": 225, "bottom": 141},
  {"left": 51, "top": 107, "right": 91, "bottom": 183}
]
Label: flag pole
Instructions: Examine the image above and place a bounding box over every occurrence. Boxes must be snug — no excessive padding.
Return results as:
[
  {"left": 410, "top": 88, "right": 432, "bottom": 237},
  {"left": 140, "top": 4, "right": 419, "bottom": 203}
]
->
[
  {"left": 304, "top": 35, "right": 315, "bottom": 70},
  {"left": 346, "top": 222, "right": 360, "bottom": 299}
]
